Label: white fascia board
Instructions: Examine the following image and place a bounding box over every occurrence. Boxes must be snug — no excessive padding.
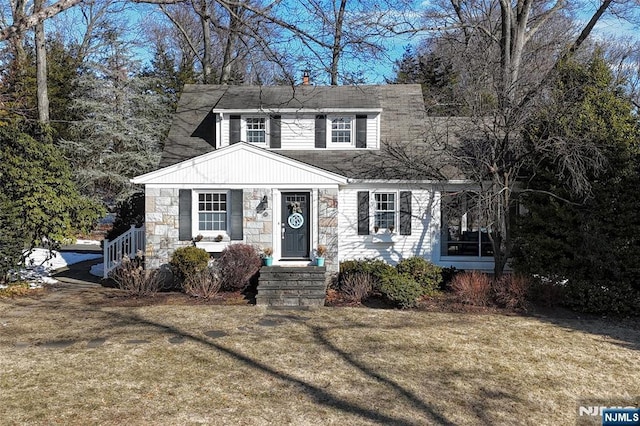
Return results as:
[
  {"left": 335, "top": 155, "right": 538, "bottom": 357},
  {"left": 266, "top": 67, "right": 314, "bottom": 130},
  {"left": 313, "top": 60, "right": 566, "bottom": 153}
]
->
[
  {"left": 215, "top": 108, "right": 382, "bottom": 114},
  {"left": 346, "top": 179, "right": 448, "bottom": 185},
  {"left": 142, "top": 183, "right": 341, "bottom": 190}
]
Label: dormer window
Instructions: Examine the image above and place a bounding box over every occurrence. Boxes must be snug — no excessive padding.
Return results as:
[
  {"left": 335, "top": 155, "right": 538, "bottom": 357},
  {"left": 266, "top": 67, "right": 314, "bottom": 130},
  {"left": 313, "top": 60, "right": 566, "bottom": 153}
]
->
[
  {"left": 331, "top": 117, "right": 353, "bottom": 144},
  {"left": 246, "top": 117, "right": 266, "bottom": 144}
]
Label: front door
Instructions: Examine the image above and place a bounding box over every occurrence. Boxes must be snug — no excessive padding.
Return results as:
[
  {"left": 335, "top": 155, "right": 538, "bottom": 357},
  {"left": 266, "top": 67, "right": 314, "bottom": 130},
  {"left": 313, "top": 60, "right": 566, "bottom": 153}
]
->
[{"left": 281, "top": 192, "right": 310, "bottom": 258}]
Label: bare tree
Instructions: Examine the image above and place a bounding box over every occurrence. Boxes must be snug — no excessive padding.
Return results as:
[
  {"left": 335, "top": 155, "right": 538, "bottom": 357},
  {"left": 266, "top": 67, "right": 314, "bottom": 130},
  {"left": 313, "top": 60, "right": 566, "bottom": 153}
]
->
[
  {"left": 34, "top": 0, "right": 49, "bottom": 123},
  {"left": 384, "top": 1, "right": 636, "bottom": 276}
]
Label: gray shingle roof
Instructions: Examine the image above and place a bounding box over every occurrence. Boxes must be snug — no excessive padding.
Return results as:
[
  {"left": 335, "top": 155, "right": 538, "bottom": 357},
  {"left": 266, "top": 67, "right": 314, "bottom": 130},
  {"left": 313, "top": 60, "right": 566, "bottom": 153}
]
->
[
  {"left": 212, "top": 85, "right": 381, "bottom": 110},
  {"left": 158, "top": 84, "right": 454, "bottom": 180}
]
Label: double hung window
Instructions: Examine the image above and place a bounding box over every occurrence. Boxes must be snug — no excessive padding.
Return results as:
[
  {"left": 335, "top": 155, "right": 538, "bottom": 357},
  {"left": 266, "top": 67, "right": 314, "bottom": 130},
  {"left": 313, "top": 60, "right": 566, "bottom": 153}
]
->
[
  {"left": 245, "top": 117, "right": 266, "bottom": 144},
  {"left": 374, "top": 193, "right": 396, "bottom": 230},
  {"left": 331, "top": 117, "right": 352, "bottom": 144},
  {"left": 198, "top": 192, "right": 227, "bottom": 232}
]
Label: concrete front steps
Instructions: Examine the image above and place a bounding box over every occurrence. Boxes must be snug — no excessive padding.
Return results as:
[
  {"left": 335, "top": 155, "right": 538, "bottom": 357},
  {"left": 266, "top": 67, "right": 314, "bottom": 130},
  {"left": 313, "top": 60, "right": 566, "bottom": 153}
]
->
[{"left": 256, "top": 266, "right": 328, "bottom": 307}]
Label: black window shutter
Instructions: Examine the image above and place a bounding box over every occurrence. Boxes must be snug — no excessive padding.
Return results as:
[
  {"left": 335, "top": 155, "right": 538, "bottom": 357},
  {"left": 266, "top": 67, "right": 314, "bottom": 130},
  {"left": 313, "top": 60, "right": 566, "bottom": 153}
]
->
[
  {"left": 178, "top": 189, "right": 192, "bottom": 241},
  {"left": 315, "top": 115, "right": 326, "bottom": 148},
  {"left": 270, "top": 115, "right": 281, "bottom": 148},
  {"left": 356, "top": 115, "right": 367, "bottom": 148},
  {"left": 400, "top": 191, "right": 412, "bottom": 235},
  {"left": 229, "top": 189, "right": 243, "bottom": 240},
  {"left": 357, "top": 191, "right": 369, "bottom": 235},
  {"left": 229, "top": 115, "right": 241, "bottom": 144}
]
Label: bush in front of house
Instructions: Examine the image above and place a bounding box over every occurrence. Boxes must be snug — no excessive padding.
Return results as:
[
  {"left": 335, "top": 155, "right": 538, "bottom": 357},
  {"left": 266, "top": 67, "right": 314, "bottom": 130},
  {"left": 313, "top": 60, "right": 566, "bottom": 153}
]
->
[
  {"left": 217, "top": 243, "right": 262, "bottom": 291},
  {"left": 492, "top": 274, "right": 532, "bottom": 311},
  {"left": 339, "top": 258, "right": 396, "bottom": 288},
  {"left": 337, "top": 259, "right": 428, "bottom": 308},
  {"left": 396, "top": 257, "right": 442, "bottom": 295},
  {"left": 169, "top": 246, "right": 210, "bottom": 283},
  {"left": 183, "top": 266, "right": 221, "bottom": 299},
  {"left": 340, "top": 272, "right": 375, "bottom": 304},
  {"left": 378, "top": 272, "right": 426, "bottom": 309},
  {"left": 110, "top": 254, "right": 166, "bottom": 296},
  {"left": 451, "top": 270, "right": 492, "bottom": 306}
]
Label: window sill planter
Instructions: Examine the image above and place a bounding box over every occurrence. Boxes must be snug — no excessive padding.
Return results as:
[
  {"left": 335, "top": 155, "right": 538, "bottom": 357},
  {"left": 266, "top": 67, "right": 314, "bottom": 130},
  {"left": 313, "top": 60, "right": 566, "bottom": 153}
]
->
[
  {"left": 195, "top": 241, "right": 230, "bottom": 253},
  {"left": 371, "top": 233, "right": 398, "bottom": 244}
]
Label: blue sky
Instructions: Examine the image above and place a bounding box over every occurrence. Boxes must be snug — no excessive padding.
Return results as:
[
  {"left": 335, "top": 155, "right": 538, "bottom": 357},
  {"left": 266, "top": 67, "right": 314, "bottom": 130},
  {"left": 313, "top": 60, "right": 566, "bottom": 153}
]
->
[{"left": 55, "top": 1, "right": 638, "bottom": 86}]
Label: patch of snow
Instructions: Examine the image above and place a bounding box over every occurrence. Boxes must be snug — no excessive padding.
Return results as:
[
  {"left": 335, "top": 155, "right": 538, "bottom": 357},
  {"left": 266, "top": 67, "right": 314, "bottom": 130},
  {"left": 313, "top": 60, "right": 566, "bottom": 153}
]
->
[
  {"left": 90, "top": 263, "right": 104, "bottom": 278},
  {"left": 75, "top": 239, "right": 101, "bottom": 246},
  {"left": 14, "top": 248, "right": 103, "bottom": 287}
]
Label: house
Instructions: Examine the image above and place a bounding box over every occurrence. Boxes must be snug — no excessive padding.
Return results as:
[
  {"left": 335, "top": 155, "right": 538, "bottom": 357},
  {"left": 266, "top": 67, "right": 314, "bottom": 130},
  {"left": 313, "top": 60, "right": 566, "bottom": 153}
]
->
[{"left": 131, "top": 83, "right": 495, "bottom": 274}]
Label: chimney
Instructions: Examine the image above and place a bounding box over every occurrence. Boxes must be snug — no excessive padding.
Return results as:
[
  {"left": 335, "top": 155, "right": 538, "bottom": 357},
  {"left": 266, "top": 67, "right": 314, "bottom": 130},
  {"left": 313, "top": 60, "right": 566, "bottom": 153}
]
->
[{"left": 302, "top": 70, "right": 310, "bottom": 85}]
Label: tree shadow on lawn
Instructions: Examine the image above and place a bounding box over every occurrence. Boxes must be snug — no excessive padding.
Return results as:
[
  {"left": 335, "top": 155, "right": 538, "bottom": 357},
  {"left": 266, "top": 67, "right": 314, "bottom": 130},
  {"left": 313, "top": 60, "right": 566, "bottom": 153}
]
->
[
  {"left": 525, "top": 305, "right": 640, "bottom": 352},
  {"left": 2, "top": 293, "right": 454, "bottom": 425},
  {"left": 106, "top": 310, "right": 457, "bottom": 426}
]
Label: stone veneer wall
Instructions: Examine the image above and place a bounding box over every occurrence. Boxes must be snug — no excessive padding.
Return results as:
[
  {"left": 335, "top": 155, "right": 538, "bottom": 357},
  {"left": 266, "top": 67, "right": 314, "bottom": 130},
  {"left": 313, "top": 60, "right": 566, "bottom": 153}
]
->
[
  {"left": 144, "top": 188, "right": 188, "bottom": 269},
  {"left": 318, "top": 188, "right": 339, "bottom": 272},
  {"left": 242, "top": 189, "right": 273, "bottom": 248},
  {"left": 144, "top": 187, "right": 274, "bottom": 269}
]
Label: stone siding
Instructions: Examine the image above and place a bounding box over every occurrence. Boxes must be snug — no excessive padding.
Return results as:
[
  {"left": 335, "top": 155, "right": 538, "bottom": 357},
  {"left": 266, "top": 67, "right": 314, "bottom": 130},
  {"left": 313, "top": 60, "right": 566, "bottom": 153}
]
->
[
  {"left": 144, "top": 187, "right": 274, "bottom": 268},
  {"left": 318, "top": 188, "right": 339, "bottom": 272},
  {"left": 243, "top": 189, "right": 273, "bottom": 248},
  {"left": 144, "top": 188, "right": 190, "bottom": 269}
]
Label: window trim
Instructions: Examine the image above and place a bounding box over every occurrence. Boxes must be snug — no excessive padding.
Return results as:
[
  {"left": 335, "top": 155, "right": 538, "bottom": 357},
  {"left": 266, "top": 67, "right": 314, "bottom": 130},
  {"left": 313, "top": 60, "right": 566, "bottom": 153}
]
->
[
  {"left": 193, "top": 190, "right": 230, "bottom": 237},
  {"left": 243, "top": 116, "right": 268, "bottom": 145},
  {"left": 328, "top": 115, "right": 355, "bottom": 147},
  {"left": 373, "top": 191, "right": 397, "bottom": 232}
]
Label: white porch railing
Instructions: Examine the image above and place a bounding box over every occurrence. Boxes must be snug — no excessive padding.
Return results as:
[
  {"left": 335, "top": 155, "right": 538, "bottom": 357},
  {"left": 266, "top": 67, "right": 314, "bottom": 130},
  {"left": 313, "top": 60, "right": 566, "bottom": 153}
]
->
[{"left": 103, "top": 224, "right": 146, "bottom": 278}]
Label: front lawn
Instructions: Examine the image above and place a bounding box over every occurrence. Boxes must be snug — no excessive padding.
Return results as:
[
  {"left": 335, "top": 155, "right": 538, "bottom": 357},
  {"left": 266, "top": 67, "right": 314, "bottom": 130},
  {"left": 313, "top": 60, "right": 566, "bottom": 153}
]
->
[{"left": 0, "top": 290, "right": 638, "bottom": 425}]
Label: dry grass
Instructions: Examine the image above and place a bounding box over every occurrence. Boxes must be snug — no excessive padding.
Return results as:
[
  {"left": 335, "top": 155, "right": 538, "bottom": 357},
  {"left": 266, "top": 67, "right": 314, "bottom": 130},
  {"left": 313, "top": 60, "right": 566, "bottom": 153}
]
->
[{"left": 0, "top": 287, "right": 639, "bottom": 425}]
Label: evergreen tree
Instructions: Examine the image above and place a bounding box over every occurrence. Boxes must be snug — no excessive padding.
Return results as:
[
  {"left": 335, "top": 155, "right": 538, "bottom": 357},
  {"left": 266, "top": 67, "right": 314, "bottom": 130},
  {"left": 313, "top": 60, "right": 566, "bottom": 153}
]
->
[
  {"left": 513, "top": 53, "right": 640, "bottom": 315},
  {"left": 389, "top": 44, "right": 459, "bottom": 115},
  {"left": 141, "top": 44, "right": 197, "bottom": 111},
  {"left": 0, "top": 124, "right": 104, "bottom": 282},
  {"left": 59, "top": 30, "right": 172, "bottom": 208}
]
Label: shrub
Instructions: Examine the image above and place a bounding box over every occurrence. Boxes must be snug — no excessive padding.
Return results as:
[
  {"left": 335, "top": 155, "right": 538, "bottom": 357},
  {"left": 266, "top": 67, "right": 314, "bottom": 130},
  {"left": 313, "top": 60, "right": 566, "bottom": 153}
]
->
[
  {"left": 183, "top": 266, "right": 221, "bottom": 299},
  {"left": 379, "top": 273, "right": 425, "bottom": 309},
  {"left": 440, "top": 266, "right": 462, "bottom": 290},
  {"left": 338, "top": 258, "right": 396, "bottom": 290},
  {"left": 562, "top": 279, "right": 640, "bottom": 316},
  {"left": 529, "top": 276, "right": 566, "bottom": 307},
  {"left": 396, "top": 257, "right": 442, "bottom": 295},
  {"left": 217, "top": 243, "right": 262, "bottom": 291},
  {"left": 169, "top": 246, "right": 210, "bottom": 282},
  {"left": 493, "top": 274, "right": 531, "bottom": 311},
  {"left": 109, "top": 255, "right": 165, "bottom": 296},
  {"left": 451, "top": 271, "right": 492, "bottom": 306},
  {"left": 340, "top": 272, "right": 374, "bottom": 304}
]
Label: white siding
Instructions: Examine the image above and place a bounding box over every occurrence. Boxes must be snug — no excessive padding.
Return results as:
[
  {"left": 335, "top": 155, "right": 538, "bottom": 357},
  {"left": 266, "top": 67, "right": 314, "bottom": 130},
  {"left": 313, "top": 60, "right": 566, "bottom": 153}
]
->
[
  {"left": 338, "top": 185, "right": 496, "bottom": 271},
  {"left": 218, "top": 112, "right": 380, "bottom": 150},
  {"left": 366, "top": 114, "right": 380, "bottom": 149},
  {"left": 134, "top": 144, "right": 347, "bottom": 187},
  {"left": 279, "top": 116, "right": 315, "bottom": 149},
  {"left": 338, "top": 185, "right": 438, "bottom": 265}
]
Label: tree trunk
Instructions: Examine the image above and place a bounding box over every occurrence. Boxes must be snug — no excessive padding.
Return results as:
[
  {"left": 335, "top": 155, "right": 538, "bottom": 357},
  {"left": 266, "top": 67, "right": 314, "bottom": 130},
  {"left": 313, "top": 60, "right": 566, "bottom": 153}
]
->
[
  {"left": 199, "top": 0, "right": 212, "bottom": 84},
  {"left": 330, "top": 0, "right": 347, "bottom": 86},
  {"left": 34, "top": 0, "right": 50, "bottom": 124},
  {"left": 220, "top": 2, "right": 240, "bottom": 84}
]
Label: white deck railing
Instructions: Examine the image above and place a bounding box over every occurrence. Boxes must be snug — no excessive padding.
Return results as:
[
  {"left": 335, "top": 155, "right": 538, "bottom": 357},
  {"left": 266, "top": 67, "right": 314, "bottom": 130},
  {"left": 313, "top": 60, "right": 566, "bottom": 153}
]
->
[{"left": 103, "top": 224, "right": 145, "bottom": 278}]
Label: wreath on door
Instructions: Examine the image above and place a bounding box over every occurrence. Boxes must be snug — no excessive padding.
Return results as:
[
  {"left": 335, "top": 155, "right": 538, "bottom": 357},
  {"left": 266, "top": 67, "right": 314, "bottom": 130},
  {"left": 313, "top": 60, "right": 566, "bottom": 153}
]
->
[{"left": 287, "top": 201, "right": 304, "bottom": 229}]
